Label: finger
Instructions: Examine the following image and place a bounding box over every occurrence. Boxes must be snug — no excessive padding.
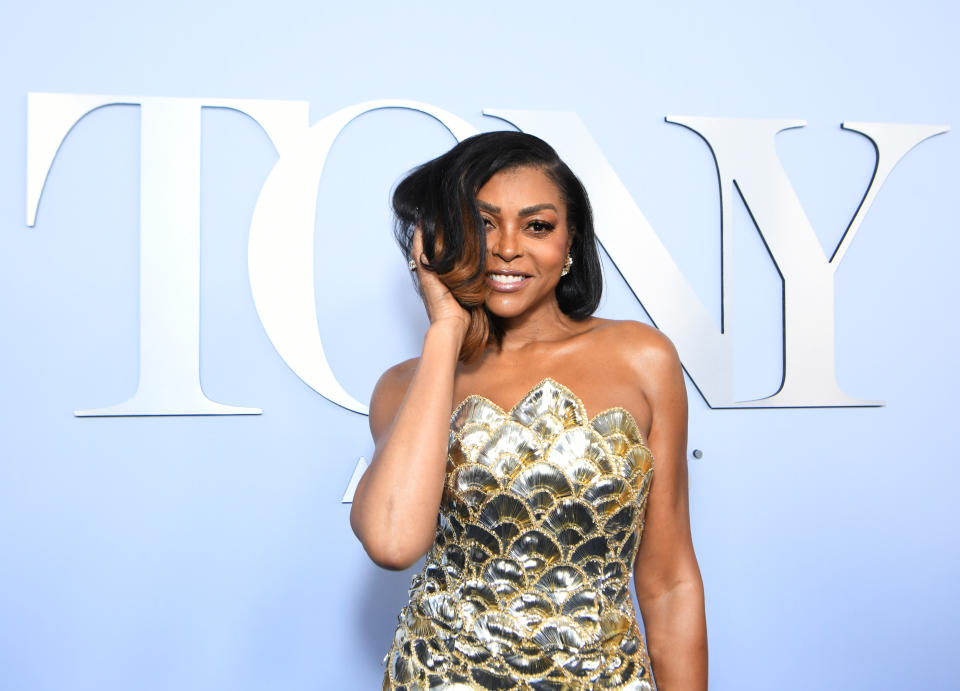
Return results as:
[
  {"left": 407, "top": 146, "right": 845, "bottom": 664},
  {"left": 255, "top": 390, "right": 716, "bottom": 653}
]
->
[
  {"left": 411, "top": 225, "right": 423, "bottom": 265},
  {"left": 411, "top": 225, "right": 430, "bottom": 273}
]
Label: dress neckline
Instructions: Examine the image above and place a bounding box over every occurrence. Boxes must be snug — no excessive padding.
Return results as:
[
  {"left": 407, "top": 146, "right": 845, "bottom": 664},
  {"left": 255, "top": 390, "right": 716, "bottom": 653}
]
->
[{"left": 450, "top": 376, "right": 649, "bottom": 448}]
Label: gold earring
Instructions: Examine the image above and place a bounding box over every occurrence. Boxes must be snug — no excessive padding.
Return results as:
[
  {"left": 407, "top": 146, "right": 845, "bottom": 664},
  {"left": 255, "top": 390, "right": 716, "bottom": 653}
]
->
[{"left": 560, "top": 254, "right": 573, "bottom": 277}]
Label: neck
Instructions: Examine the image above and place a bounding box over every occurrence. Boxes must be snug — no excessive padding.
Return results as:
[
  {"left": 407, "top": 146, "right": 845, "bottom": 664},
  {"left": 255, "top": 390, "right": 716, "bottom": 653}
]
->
[{"left": 493, "top": 297, "right": 582, "bottom": 353}]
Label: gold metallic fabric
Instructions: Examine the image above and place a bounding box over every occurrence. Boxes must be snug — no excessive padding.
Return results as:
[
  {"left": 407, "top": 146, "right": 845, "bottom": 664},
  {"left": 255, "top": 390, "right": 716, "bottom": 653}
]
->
[{"left": 383, "top": 377, "right": 655, "bottom": 691}]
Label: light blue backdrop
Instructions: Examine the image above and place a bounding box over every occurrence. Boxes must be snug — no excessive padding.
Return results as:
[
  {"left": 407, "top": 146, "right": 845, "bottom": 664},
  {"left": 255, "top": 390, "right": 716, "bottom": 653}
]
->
[{"left": 1, "top": 1, "right": 957, "bottom": 689}]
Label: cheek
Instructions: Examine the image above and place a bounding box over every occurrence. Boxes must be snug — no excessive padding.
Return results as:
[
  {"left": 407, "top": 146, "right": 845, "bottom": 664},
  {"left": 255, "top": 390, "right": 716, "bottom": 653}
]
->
[
  {"left": 553, "top": 236, "right": 572, "bottom": 262},
  {"left": 533, "top": 242, "right": 566, "bottom": 266}
]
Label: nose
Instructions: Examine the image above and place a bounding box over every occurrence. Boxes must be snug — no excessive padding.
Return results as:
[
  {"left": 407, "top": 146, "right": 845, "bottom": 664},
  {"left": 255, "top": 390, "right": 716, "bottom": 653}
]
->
[{"left": 490, "top": 226, "right": 522, "bottom": 262}]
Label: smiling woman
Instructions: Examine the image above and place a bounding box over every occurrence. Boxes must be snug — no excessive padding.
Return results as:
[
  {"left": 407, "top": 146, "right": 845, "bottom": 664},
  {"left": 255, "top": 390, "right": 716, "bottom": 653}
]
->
[
  {"left": 388, "top": 131, "right": 604, "bottom": 365},
  {"left": 349, "top": 131, "right": 707, "bottom": 691},
  {"left": 478, "top": 168, "right": 574, "bottom": 314}
]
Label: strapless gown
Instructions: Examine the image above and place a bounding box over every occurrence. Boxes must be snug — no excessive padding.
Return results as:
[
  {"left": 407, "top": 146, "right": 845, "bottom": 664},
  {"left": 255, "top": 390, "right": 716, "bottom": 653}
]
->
[{"left": 382, "top": 377, "right": 655, "bottom": 691}]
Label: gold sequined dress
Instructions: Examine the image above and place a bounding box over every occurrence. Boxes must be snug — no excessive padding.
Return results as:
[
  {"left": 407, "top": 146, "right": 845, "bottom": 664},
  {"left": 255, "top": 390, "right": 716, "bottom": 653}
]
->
[{"left": 382, "top": 377, "right": 655, "bottom": 691}]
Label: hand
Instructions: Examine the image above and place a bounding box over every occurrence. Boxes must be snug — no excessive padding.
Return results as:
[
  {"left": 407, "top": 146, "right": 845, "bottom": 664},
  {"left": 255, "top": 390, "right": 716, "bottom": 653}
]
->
[{"left": 410, "top": 225, "right": 471, "bottom": 335}]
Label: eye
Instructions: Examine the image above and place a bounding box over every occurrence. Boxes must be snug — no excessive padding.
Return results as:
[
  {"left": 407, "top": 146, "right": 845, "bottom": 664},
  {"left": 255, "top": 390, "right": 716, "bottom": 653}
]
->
[
  {"left": 482, "top": 216, "right": 495, "bottom": 230},
  {"left": 528, "top": 220, "right": 555, "bottom": 233}
]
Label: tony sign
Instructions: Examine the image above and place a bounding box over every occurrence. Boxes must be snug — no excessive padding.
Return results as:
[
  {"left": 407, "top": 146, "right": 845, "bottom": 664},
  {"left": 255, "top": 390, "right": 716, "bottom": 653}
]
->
[{"left": 25, "top": 94, "right": 948, "bottom": 414}]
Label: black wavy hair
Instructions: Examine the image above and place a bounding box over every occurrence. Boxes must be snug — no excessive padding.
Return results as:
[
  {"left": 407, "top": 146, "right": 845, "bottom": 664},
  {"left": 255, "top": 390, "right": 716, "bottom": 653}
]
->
[{"left": 392, "top": 130, "right": 603, "bottom": 362}]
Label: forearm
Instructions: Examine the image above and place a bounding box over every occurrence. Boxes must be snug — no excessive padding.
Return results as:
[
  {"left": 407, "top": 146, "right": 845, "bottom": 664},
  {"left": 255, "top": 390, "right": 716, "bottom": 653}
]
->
[
  {"left": 638, "top": 579, "right": 708, "bottom": 691},
  {"left": 351, "top": 324, "right": 464, "bottom": 568}
]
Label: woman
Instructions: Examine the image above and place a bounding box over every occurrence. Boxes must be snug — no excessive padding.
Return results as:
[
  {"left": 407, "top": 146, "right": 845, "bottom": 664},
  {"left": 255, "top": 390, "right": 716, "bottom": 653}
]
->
[{"left": 350, "top": 131, "right": 707, "bottom": 691}]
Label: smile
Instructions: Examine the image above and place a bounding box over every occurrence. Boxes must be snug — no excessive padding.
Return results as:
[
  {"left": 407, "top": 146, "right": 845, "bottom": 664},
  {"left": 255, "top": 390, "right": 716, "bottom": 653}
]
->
[{"left": 486, "top": 272, "right": 531, "bottom": 292}]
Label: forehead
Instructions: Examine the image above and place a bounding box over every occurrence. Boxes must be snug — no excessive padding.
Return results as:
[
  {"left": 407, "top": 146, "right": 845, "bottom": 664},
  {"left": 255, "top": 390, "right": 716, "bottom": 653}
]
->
[{"left": 476, "top": 166, "right": 563, "bottom": 209}]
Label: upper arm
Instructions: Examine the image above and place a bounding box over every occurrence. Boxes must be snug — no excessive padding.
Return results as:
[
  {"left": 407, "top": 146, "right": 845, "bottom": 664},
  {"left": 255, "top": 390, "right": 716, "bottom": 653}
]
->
[
  {"left": 625, "top": 325, "right": 699, "bottom": 600},
  {"left": 368, "top": 357, "right": 418, "bottom": 452}
]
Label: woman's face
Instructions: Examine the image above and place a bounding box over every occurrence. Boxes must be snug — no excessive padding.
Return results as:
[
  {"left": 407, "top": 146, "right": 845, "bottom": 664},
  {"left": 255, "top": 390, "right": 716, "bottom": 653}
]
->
[{"left": 476, "top": 165, "right": 573, "bottom": 319}]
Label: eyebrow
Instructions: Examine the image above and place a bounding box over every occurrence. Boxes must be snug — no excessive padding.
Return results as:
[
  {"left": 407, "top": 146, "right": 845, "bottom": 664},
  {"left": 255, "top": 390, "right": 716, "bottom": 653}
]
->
[{"left": 477, "top": 200, "right": 558, "bottom": 216}]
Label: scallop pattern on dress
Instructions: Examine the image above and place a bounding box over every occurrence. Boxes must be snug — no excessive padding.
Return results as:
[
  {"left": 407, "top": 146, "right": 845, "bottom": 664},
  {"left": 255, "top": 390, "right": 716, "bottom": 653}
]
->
[{"left": 383, "top": 377, "right": 655, "bottom": 691}]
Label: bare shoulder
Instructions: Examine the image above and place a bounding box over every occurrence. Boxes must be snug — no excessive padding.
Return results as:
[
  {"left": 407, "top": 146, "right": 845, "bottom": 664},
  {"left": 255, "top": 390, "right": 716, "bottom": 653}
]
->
[
  {"left": 589, "top": 319, "right": 682, "bottom": 397},
  {"left": 592, "top": 319, "right": 680, "bottom": 370},
  {"left": 368, "top": 357, "right": 419, "bottom": 445},
  {"left": 590, "top": 320, "right": 687, "bottom": 456}
]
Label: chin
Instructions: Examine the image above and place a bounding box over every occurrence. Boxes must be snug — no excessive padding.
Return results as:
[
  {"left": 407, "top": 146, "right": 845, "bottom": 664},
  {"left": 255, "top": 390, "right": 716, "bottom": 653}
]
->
[{"left": 484, "top": 294, "right": 544, "bottom": 320}]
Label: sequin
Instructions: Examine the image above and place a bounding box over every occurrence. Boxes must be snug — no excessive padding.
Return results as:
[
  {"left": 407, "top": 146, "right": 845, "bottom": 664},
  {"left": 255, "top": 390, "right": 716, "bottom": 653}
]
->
[{"left": 383, "top": 378, "right": 655, "bottom": 691}]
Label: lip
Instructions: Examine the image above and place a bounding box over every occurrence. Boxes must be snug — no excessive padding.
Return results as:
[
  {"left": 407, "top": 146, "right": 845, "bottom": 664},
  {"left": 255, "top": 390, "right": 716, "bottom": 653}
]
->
[{"left": 486, "top": 271, "right": 531, "bottom": 293}]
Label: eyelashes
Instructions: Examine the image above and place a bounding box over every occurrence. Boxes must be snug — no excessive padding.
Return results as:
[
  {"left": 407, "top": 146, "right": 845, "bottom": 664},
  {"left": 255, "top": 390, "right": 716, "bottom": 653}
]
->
[
  {"left": 482, "top": 217, "right": 555, "bottom": 234},
  {"left": 529, "top": 220, "right": 554, "bottom": 233}
]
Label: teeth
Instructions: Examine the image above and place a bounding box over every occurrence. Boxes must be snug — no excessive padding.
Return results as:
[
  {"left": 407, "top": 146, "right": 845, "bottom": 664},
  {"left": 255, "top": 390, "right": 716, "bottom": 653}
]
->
[{"left": 489, "top": 274, "right": 527, "bottom": 284}]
